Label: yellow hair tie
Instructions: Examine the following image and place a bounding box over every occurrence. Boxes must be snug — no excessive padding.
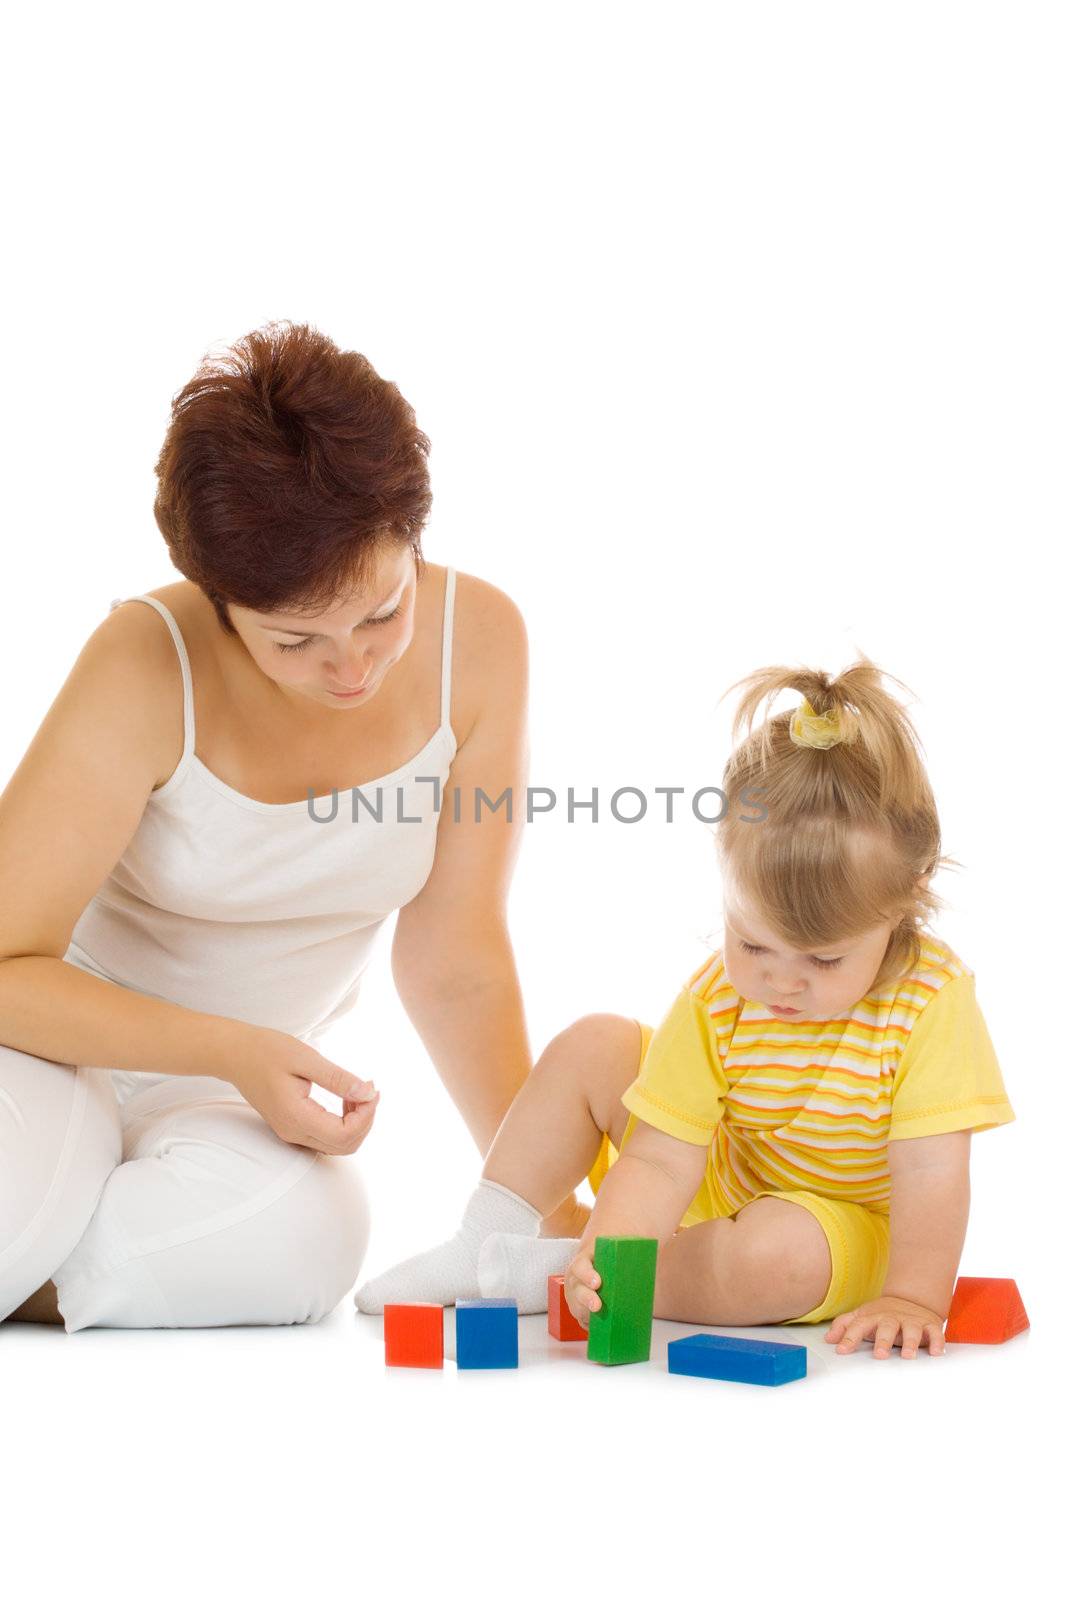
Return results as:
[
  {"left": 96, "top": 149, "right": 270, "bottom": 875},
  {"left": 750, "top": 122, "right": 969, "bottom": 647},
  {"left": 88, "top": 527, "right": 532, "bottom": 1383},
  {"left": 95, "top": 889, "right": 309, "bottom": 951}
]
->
[{"left": 788, "top": 698, "right": 853, "bottom": 751}]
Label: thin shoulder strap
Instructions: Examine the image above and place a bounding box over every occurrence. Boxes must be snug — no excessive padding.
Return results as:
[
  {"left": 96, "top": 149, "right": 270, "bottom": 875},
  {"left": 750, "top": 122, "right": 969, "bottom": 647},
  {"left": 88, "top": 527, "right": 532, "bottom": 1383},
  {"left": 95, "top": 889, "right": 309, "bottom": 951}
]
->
[
  {"left": 440, "top": 567, "right": 456, "bottom": 731},
  {"left": 109, "top": 595, "right": 196, "bottom": 763}
]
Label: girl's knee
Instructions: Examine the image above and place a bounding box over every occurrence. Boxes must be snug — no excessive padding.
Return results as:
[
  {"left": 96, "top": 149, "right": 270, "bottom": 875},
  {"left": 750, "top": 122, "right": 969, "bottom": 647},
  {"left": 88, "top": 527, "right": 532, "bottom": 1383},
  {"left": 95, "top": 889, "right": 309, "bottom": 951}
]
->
[
  {"left": 730, "top": 1197, "right": 833, "bottom": 1308},
  {"left": 540, "top": 1014, "right": 643, "bottom": 1089}
]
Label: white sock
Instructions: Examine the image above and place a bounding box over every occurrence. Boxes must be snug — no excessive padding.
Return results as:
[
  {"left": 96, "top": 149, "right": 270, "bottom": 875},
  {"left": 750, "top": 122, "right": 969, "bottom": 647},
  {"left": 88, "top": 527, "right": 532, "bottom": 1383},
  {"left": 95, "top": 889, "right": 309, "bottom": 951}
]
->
[
  {"left": 353, "top": 1178, "right": 542, "bottom": 1314},
  {"left": 477, "top": 1233, "right": 582, "bottom": 1314}
]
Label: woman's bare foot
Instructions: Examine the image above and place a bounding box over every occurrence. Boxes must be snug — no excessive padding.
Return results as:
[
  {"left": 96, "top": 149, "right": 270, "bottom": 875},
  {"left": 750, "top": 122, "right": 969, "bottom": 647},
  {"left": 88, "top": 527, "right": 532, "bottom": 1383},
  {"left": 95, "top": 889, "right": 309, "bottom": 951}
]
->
[{"left": 3, "top": 1279, "right": 63, "bottom": 1325}]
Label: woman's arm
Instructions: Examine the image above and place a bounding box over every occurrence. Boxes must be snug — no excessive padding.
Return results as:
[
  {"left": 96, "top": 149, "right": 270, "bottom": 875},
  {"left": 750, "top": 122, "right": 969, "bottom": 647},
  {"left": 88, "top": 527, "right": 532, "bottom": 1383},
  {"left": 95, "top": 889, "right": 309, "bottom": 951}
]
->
[
  {"left": 391, "top": 575, "right": 534, "bottom": 1157},
  {"left": 0, "top": 603, "right": 248, "bottom": 1076},
  {"left": 0, "top": 605, "right": 377, "bottom": 1152}
]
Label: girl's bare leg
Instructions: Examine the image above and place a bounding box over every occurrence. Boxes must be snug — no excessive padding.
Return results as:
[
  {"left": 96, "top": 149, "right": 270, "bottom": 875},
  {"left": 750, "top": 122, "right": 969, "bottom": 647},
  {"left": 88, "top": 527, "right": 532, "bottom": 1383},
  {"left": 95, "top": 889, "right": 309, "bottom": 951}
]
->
[
  {"left": 483, "top": 1013, "right": 641, "bottom": 1215},
  {"left": 653, "top": 1198, "right": 833, "bottom": 1324},
  {"left": 353, "top": 1014, "right": 641, "bottom": 1313}
]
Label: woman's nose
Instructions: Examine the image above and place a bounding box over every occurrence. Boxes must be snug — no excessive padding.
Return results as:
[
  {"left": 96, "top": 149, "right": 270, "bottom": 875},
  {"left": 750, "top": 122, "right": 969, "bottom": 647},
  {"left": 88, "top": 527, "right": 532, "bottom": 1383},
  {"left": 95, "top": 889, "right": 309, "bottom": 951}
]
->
[{"left": 332, "top": 641, "right": 372, "bottom": 684}]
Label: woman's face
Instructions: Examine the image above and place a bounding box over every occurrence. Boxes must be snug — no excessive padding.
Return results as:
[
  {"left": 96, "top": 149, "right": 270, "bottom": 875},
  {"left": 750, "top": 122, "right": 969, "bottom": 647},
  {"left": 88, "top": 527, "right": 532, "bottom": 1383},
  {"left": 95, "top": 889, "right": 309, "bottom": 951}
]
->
[
  {"left": 721, "top": 884, "right": 897, "bottom": 1021},
  {"left": 227, "top": 544, "right": 418, "bottom": 712}
]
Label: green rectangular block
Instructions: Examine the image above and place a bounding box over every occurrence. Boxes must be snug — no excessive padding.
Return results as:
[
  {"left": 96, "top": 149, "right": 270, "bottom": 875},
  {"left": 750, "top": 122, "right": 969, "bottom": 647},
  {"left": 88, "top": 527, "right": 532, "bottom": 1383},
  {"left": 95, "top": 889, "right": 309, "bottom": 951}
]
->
[{"left": 587, "top": 1236, "right": 658, "bottom": 1366}]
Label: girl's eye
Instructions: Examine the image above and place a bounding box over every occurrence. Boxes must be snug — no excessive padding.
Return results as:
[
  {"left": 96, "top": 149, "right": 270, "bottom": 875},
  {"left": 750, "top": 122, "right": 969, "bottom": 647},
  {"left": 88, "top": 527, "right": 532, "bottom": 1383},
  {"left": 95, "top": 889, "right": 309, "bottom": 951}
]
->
[
  {"left": 739, "top": 940, "right": 843, "bottom": 970},
  {"left": 273, "top": 604, "right": 403, "bottom": 654}
]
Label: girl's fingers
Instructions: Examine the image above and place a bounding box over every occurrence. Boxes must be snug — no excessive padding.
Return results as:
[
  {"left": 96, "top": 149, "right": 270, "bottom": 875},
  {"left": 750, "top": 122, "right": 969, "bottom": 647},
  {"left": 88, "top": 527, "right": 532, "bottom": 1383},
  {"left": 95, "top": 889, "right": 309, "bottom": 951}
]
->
[
  {"left": 835, "top": 1319, "right": 868, "bottom": 1350},
  {"left": 926, "top": 1321, "right": 946, "bottom": 1355},
  {"left": 873, "top": 1317, "right": 900, "bottom": 1357}
]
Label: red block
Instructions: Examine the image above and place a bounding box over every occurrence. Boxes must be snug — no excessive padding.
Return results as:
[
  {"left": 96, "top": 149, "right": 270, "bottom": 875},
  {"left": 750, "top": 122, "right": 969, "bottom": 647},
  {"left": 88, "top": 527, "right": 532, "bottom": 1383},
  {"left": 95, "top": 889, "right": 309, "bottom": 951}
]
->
[
  {"left": 945, "top": 1277, "right": 1029, "bottom": 1345},
  {"left": 384, "top": 1302, "right": 445, "bottom": 1368},
  {"left": 548, "top": 1274, "right": 587, "bottom": 1342}
]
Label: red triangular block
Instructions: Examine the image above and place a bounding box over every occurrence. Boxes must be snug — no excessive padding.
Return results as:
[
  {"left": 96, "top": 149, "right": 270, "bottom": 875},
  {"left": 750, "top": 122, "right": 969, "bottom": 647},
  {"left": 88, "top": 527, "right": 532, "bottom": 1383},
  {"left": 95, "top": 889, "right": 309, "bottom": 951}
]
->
[{"left": 945, "top": 1277, "right": 1029, "bottom": 1344}]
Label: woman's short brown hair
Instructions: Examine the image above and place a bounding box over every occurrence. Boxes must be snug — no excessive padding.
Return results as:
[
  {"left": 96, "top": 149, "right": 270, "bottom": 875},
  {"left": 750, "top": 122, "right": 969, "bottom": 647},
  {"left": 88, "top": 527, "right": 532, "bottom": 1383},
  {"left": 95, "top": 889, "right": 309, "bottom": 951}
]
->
[{"left": 153, "top": 320, "right": 431, "bottom": 634}]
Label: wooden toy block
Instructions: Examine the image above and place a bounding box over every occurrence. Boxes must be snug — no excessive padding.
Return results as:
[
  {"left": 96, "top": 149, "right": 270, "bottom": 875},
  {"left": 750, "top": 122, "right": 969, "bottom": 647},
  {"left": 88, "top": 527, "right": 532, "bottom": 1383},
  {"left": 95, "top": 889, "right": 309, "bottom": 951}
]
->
[
  {"left": 547, "top": 1274, "right": 587, "bottom": 1342},
  {"left": 667, "top": 1332, "right": 807, "bottom": 1386},
  {"left": 944, "top": 1277, "right": 1029, "bottom": 1344},
  {"left": 455, "top": 1299, "right": 519, "bottom": 1368},
  {"left": 383, "top": 1302, "right": 444, "bottom": 1368},
  {"left": 587, "top": 1237, "right": 658, "bottom": 1366}
]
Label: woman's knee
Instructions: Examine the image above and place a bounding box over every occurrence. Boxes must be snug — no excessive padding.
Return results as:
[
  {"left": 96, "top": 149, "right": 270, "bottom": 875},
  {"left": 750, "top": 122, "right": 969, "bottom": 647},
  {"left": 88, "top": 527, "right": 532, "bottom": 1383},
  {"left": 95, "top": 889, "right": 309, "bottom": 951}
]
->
[
  {"left": 0, "top": 1047, "right": 122, "bottom": 1320},
  {"left": 298, "top": 1152, "right": 372, "bottom": 1316},
  {"left": 235, "top": 1151, "right": 371, "bottom": 1325},
  {"left": 57, "top": 1139, "right": 373, "bottom": 1331}
]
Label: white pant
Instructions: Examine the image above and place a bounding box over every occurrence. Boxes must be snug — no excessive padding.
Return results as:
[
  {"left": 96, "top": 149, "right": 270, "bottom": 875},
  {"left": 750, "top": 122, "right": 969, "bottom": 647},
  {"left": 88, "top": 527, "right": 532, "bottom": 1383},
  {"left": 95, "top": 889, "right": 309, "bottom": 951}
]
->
[{"left": 0, "top": 1045, "right": 371, "bottom": 1331}]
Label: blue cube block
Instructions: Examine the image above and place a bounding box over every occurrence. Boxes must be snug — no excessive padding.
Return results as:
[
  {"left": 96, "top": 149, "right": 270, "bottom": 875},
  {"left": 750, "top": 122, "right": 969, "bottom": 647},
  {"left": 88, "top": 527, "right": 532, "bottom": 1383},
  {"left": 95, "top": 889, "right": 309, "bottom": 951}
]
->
[
  {"left": 455, "top": 1299, "right": 519, "bottom": 1369},
  {"left": 667, "top": 1333, "right": 806, "bottom": 1386}
]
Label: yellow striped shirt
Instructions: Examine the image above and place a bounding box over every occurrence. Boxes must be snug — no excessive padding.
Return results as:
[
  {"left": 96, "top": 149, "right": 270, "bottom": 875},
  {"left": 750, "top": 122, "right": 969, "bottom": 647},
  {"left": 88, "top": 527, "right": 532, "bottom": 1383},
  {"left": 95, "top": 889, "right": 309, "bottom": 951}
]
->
[{"left": 620, "top": 935, "right": 1014, "bottom": 1216}]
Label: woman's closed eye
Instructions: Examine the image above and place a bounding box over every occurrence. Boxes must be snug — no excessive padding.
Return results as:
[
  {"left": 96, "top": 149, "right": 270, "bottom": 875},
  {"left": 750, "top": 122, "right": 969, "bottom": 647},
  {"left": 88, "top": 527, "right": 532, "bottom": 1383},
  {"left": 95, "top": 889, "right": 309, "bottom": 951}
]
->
[
  {"left": 274, "top": 604, "right": 404, "bottom": 653},
  {"left": 740, "top": 940, "right": 843, "bottom": 970}
]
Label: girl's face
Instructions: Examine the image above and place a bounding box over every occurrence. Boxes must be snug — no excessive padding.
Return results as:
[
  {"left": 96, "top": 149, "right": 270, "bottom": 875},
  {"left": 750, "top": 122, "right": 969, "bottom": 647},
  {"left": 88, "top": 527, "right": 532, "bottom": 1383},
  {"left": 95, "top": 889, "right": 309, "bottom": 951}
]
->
[
  {"left": 227, "top": 544, "right": 417, "bottom": 712},
  {"left": 722, "top": 887, "right": 897, "bottom": 1021}
]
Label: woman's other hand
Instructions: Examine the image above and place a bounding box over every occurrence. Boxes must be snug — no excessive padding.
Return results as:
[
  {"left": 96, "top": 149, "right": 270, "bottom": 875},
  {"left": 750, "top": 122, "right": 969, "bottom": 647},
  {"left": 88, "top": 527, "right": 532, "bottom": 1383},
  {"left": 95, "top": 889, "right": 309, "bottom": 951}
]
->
[{"left": 228, "top": 1028, "right": 380, "bottom": 1155}]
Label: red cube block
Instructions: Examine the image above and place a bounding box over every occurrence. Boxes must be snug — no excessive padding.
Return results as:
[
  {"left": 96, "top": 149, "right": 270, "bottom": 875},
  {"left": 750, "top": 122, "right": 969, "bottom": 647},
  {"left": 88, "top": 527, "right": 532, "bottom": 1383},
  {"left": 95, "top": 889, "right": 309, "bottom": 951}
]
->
[
  {"left": 384, "top": 1302, "right": 445, "bottom": 1368},
  {"left": 944, "top": 1277, "right": 1029, "bottom": 1345},
  {"left": 548, "top": 1274, "right": 587, "bottom": 1342}
]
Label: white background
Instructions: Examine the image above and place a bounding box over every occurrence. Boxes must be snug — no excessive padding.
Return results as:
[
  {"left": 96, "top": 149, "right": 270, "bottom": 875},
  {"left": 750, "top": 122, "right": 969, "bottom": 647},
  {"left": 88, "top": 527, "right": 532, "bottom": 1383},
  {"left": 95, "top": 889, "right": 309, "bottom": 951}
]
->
[{"left": 1, "top": 1, "right": 1062, "bottom": 1591}]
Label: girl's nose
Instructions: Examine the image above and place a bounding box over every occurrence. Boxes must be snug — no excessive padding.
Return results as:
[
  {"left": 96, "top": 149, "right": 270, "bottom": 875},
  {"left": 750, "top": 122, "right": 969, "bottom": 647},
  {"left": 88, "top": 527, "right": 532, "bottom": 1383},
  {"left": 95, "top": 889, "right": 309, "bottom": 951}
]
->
[{"left": 770, "top": 977, "right": 806, "bottom": 998}]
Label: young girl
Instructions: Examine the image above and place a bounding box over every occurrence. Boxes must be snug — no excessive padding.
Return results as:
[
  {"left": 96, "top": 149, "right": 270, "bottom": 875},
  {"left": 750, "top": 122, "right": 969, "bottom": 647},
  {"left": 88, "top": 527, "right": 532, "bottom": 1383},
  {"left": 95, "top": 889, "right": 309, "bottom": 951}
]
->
[{"left": 355, "top": 657, "right": 1015, "bottom": 1359}]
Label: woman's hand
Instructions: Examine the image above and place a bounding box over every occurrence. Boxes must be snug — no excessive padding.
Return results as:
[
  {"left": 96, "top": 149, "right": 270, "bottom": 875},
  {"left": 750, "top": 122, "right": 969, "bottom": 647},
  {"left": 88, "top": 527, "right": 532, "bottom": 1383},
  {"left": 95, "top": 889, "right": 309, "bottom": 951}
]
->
[
  {"left": 825, "top": 1295, "right": 947, "bottom": 1358},
  {"left": 563, "top": 1248, "right": 602, "bottom": 1330},
  {"left": 227, "top": 1028, "right": 380, "bottom": 1155}
]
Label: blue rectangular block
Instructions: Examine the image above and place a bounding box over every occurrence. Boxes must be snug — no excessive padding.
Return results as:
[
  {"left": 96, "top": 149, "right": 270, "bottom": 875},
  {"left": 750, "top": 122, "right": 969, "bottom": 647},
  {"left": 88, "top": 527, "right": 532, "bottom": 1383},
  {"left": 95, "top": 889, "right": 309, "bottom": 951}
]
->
[
  {"left": 667, "top": 1333, "right": 806, "bottom": 1387},
  {"left": 455, "top": 1299, "right": 519, "bottom": 1369}
]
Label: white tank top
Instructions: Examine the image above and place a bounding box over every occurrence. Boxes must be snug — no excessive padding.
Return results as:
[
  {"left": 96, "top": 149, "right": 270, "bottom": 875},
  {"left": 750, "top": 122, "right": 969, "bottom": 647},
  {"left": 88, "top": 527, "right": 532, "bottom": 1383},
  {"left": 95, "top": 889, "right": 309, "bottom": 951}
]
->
[{"left": 64, "top": 568, "right": 458, "bottom": 1049}]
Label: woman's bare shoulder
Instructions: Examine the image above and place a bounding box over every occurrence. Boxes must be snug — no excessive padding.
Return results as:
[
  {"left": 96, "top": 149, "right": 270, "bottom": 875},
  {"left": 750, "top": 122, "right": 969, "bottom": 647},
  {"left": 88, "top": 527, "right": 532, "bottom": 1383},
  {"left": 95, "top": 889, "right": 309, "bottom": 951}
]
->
[
  {"left": 445, "top": 567, "right": 528, "bottom": 748},
  {"left": 449, "top": 567, "right": 528, "bottom": 653},
  {"left": 86, "top": 587, "right": 189, "bottom": 787}
]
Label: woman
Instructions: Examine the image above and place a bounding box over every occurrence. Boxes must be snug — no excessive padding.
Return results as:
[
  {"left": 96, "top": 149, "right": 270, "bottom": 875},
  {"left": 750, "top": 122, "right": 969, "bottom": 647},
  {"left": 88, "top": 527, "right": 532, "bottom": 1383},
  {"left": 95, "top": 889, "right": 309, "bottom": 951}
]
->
[{"left": 0, "top": 321, "right": 583, "bottom": 1332}]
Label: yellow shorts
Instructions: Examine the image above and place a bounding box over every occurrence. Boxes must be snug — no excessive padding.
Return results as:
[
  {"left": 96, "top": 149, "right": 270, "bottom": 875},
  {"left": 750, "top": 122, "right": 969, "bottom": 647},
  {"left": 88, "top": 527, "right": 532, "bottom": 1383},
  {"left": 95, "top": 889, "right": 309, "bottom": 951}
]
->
[{"left": 586, "top": 1022, "right": 891, "bottom": 1325}]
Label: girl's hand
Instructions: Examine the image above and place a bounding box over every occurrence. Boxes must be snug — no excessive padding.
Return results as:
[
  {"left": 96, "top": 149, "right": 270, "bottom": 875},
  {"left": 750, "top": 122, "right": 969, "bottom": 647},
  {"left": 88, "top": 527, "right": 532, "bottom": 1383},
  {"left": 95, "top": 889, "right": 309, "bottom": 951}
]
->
[
  {"left": 227, "top": 1028, "right": 380, "bottom": 1156},
  {"left": 825, "top": 1295, "right": 947, "bottom": 1358},
  {"left": 563, "top": 1249, "right": 602, "bottom": 1330}
]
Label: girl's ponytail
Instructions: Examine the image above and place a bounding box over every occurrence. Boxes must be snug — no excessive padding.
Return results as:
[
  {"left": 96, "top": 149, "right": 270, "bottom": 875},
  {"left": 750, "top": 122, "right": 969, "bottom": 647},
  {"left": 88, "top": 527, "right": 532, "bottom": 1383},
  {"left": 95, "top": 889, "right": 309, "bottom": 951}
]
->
[{"left": 715, "top": 653, "right": 958, "bottom": 989}]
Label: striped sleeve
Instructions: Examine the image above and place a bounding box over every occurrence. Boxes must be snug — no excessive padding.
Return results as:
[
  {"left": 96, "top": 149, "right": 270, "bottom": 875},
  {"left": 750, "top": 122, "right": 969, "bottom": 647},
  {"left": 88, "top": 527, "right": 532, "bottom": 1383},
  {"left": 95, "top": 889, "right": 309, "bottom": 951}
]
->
[
  {"left": 889, "top": 971, "right": 1015, "bottom": 1140},
  {"left": 620, "top": 962, "right": 727, "bottom": 1146}
]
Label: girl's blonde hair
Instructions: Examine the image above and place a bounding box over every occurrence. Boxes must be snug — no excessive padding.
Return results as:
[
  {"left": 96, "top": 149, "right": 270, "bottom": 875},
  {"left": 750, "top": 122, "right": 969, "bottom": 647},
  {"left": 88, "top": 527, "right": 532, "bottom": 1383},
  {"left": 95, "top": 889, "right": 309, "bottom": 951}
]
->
[{"left": 715, "top": 652, "right": 959, "bottom": 991}]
